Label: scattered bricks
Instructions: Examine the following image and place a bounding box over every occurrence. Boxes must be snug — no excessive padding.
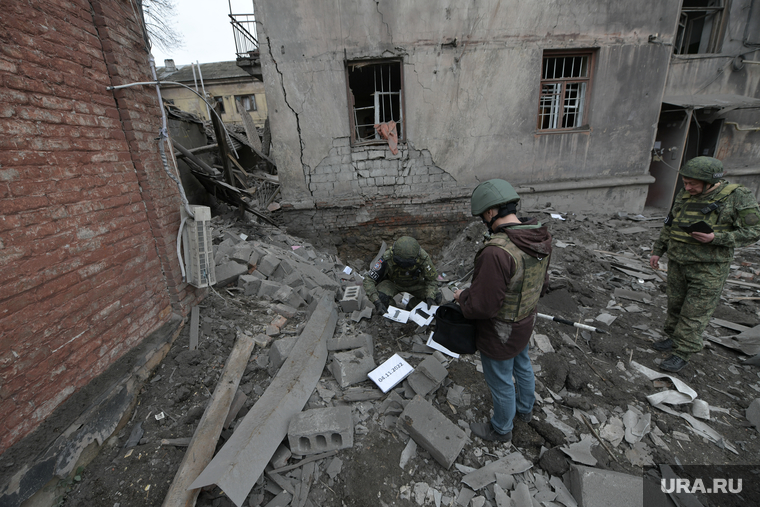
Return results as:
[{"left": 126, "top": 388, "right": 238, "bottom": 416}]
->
[
  {"left": 273, "top": 304, "right": 298, "bottom": 319},
  {"left": 266, "top": 325, "right": 280, "bottom": 337},
  {"left": 407, "top": 356, "right": 448, "bottom": 396},
  {"left": 327, "top": 332, "right": 373, "bottom": 352},
  {"left": 270, "top": 315, "right": 287, "bottom": 329},
  {"left": 564, "top": 465, "right": 643, "bottom": 507},
  {"left": 339, "top": 285, "right": 364, "bottom": 313},
  {"left": 329, "top": 347, "right": 376, "bottom": 389},
  {"left": 257, "top": 254, "right": 281, "bottom": 277},
  {"left": 238, "top": 275, "right": 263, "bottom": 296},
  {"left": 249, "top": 269, "right": 267, "bottom": 280},
  {"left": 274, "top": 285, "right": 306, "bottom": 308},
  {"left": 282, "top": 271, "right": 305, "bottom": 289},
  {"left": 397, "top": 395, "right": 467, "bottom": 469},
  {"left": 268, "top": 335, "right": 298, "bottom": 371},
  {"left": 231, "top": 243, "right": 255, "bottom": 264},
  {"left": 272, "top": 258, "right": 296, "bottom": 281},
  {"left": 215, "top": 261, "right": 248, "bottom": 287},
  {"left": 287, "top": 406, "right": 354, "bottom": 455},
  {"left": 258, "top": 280, "right": 283, "bottom": 299}
]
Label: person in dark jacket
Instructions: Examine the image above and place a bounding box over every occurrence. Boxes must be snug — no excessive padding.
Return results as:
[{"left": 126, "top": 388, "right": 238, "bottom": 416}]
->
[{"left": 454, "top": 179, "right": 552, "bottom": 442}]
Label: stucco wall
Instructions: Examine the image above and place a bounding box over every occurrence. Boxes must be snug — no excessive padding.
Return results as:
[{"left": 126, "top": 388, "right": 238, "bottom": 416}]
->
[
  {"left": 254, "top": 0, "right": 677, "bottom": 220},
  {"left": 160, "top": 79, "right": 267, "bottom": 126}
]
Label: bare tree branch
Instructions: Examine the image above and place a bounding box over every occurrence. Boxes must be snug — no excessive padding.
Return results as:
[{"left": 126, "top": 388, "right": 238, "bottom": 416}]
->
[{"left": 139, "top": 0, "right": 184, "bottom": 52}]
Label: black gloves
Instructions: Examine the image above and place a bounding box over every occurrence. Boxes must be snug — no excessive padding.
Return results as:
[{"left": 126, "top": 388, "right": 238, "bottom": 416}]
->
[
  {"left": 374, "top": 299, "right": 386, "bottom": 315},
  {"left": 426, "top": 291, "right": 442, "bottom": 307}
]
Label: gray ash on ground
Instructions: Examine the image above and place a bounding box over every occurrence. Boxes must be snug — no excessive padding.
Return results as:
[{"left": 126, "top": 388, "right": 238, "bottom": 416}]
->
[{"left": 61, "top": 207, "right": 760, "bottom": 507}]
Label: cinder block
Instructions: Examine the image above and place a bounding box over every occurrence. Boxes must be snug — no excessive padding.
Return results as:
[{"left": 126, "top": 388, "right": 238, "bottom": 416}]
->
[
  {"left": 274, "top": 285, "right": 305, "bottom": 308},
  {"left": 272, "top": 259, "right": 296, "bottom": 281},
  {"left": 257, "top": 254, "right": 281, "bottom": 277},
  {"left": 407, "top": 356, "right": 448, "bottom": 396},
  {"left": 397, "top": 395, "right": 467, "bottom": 469},
  {"left": 269, "top": 335, "right": 298, "bottom": 371},
  {"left": 327, "top": 332, "right": 373, "bottom": 352},
  {"left": 288, "top": 406, "right": 354, "bottom": 455},
  {"left": 248, "top": 250, "right": 261, "bottom": 267},
  {"left": 339, "top": 285, "right": 364, "bottom": 313},
  {"left": 329, "top": 347, "right": 376, "bottom": 388},
  {"left": 350, "top": 307, "right": 373, "bottom": 322},
  {"left": 258, "top": 280, "right": 282, "bottom": 299},
  {"left": 238, "top": 274, "right": 262, "bottom": 296},
  {"left": 273, "top": 304, "right": 298, "bottom": 319},
  {"left": 231, "top": 243, "right": 254, "bottom": 264},
  {"left": 214, "top": 261, "right": 248, "bottom": 287},
  {"left": 564, "top": 465, "right": 643, "bottom": 507},
  {"left": 283, "top": 271, "right": 305, "bottom": 288}
]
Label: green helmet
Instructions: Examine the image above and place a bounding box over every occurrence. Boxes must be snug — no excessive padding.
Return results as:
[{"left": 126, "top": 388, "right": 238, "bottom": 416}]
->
[
  {"left": 471, "top": 179, "right": 520, "bottom": 216},
  {"left": 392, "top": 236, "right": 421, "bottom": 268},
  {"left": 679, "top": 157, "right": 724, "bottom": 184}
]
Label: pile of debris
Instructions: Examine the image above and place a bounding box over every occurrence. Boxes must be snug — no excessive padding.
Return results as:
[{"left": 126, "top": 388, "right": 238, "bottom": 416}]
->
[{"left": 54, "top": 206, "right": 760, "bottom": 507}]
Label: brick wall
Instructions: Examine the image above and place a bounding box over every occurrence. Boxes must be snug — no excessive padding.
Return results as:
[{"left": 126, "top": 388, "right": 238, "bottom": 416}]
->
[{"left": 0, "top": 0, "right": 201, "bottom": 453}]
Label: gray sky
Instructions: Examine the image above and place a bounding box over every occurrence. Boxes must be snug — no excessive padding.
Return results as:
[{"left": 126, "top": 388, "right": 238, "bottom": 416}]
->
[{"left": 151, "top": 0, "right": 254, "bottom": 66}]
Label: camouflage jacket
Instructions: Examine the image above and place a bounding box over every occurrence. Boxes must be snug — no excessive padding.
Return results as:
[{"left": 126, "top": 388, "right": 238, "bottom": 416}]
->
[
  {"left": 653, "top": 180, "right": 760, "bottom": 263},
  {"left": 362, "top": 246, "right": 438, "bottom": 302}
]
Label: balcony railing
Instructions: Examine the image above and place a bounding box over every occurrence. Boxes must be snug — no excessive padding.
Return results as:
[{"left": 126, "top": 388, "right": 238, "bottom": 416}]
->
[{"left": 229, "top": 13, "right": 258, "bottom": 58}]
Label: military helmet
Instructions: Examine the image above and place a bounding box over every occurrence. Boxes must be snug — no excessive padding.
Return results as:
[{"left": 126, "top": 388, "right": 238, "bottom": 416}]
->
[
  {"left": 392, "top": 236, "right": 421, "bottom": 268},
  {"left": 470, "top": 179, "right": 520, "bottom": 216},
  {"left": 679, "top": 157, "right": 724, "bottom": 185}
]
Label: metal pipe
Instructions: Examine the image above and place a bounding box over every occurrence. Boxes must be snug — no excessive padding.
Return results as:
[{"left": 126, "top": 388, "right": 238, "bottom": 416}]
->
[
  {"left": 196, "top": 60, "right": 211, "bottom": 120},
  {"left": 726, "top": 121, "right": 760, "bottom": 131}
]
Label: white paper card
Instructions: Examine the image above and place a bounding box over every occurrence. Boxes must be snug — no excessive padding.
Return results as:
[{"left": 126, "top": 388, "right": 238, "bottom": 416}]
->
[
  {"left": 368, "top": 353, "right": 414, "bottom": 393},
  {"left": 426, "top": 332, "right": 460, "bottom": 359},
  {"left": 550, "top": 213, "right": 565, "bottom": 221},
  {"left": 384, "top": 306, "right": 410, "bottom": 323},
  {"left": 409, "top": 302, "right": 438, "bottom": 327},
  {"left": 343, "top": 266, "right": 352, "bottom": 274}
]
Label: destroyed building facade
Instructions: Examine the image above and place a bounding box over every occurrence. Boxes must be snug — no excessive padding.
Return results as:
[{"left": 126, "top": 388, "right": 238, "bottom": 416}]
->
[{"left": 251, "top": 0, "right": 760, "bottom": 240}]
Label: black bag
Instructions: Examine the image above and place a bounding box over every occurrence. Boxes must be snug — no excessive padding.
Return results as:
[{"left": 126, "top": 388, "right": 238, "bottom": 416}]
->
[{"left": 431, "top": 302, "right": 477, "bottom": 354}]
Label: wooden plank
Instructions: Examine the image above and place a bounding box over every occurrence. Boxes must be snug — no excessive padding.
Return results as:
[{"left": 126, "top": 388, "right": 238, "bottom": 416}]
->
[
  {"left": 710, "top": 318, "right": 751, "bottom": 332},
  {"left": 161, "top": 333, "right": 256, "bottom": 507},
  {"left": 235, "top": 98, "right": 264, "bottom": 153},
  {"left": 228, "top": 153, "right": 250, "bottom": 176},
  {"left": 189, "top": 305, "right": 199, "bottom": 351}
]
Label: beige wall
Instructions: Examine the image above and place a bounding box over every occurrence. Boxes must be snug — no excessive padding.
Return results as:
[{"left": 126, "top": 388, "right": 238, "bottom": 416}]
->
[{"left": 161, "top": 79, "right": 268, "bottom": 127}]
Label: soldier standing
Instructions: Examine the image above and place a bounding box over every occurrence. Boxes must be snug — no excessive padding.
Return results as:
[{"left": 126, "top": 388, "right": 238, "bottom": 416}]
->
[
  {"left": 363, "top": 236, "right": 441, "bottom": 314},
  {"left": 650, "top": 156, "right": 760, "bottom": 373}
]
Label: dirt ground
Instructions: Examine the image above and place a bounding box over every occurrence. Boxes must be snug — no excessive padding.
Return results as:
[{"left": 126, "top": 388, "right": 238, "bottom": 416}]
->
[{"left": 59, "top": 206, "right": 760, "bottom": 507}]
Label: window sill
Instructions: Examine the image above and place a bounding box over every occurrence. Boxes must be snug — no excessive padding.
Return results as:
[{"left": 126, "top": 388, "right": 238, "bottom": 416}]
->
[
  {"left": 351, "top": 139, "right": 406, "bottom": 148},
  {"left": 534, "top": 125, "right": 591, "bottom": 135}
]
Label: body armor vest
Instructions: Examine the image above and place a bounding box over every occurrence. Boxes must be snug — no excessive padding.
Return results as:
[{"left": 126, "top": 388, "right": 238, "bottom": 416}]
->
[
  {"left": 478, "top": 233, "right": 549, "bottom": 322},
  {"left": 670, "top": 184, "right": 740, "bottom": 244}
]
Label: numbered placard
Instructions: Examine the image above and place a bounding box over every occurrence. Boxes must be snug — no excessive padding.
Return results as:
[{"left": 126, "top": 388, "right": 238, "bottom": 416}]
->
[{"left": 367, "top": 353, "right": 413, "bottom": 393}]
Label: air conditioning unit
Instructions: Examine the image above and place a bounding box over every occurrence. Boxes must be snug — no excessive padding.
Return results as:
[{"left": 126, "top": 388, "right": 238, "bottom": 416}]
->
[{"left": 183, "top": 205, "right": 216, "bottom": 288}]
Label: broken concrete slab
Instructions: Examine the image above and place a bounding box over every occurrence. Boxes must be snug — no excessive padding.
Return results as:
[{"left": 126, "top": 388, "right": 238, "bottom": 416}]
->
[
  {"left": 327, "top": 332, "right": 373, "bottom": 352},
  {"left": 406, "top": 356, "right": 448, "bottom": 396},
  {"left": 269, "top": 335, "right": 298, "bottom": 371},
  {"left": 238, "top": 274, "right": 263, "bottom": 296},
  {"left": 189, "top": 296, "right": 337, "bottom": 507},
  {"left": 561, "top": 435, "right": 598, "bottom": 466},
  {"left": 215, "top": 261, "right": 249, "bottom": 287},
  {"left": 564, "top": 465, "right": 643, "bottom": 507},
  {"left": 288, "top": 406, "right": 353, "bottom": 455},
  {"left": 397, "top": 395, "right": 467, "bottom": 470},
  {"left": 257, "top": 254, "right": 281, "bottom": 277},
  {"left": 460, "top": 452, "right": 532, "bottom": 490},
  {"left": 231, "top": 243, "right": 255, "bottom": 264},
  {"left": 329, "top": 347, "right": 376, "bottom": 389},
  {"left": 258, "top": 279, "right": 283, "bottom": 298}
]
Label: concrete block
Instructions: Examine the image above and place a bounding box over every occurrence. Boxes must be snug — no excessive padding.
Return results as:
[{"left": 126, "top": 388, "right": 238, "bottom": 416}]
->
[
  {"left": 564, "top": 465, "right": 643, "bottom": 507},
  {"left": 248, "top": 249, "right": 261, "bottom": 267},
  {"left": 258, "top": 280, "right": 283, "bottom": 299},
  {"left": 270, "top": 442, "right": 291, "bottom": 469},
  {"left": 397, "top": 395, "right": 467, "bottom": 469},
  {"left": 214, "top": 238, "right": 237, "bottom": 264},
  {"left": 215, "top": 261, "right": 248, "bottom": 287},
  {"left": 329, "top": 347, "right": 376, "bottom": 388},
  {"left": 273, "top": 304, "right": 298, "bottom": 319},
  {"left": 269, "top": 335, "right": 298, "bottom": 371},
  {"left": 283, "top": 271, "right": 305, "bottom": 288},
  {"left": 257, "top": 254, "right": 281, "bottom": 277},
  {"left": 288, "top": 406, "right": 354, "bottom": 455},
  {"left": 253, "top": 334, "right": 272, "bottom": 347},
  {"left": 238, "top": 274, "right": 262, "bottom": 296},
  {"left": 327, "top": 332, "right": 373, "bottom": 352},
  {"left": 350, "top": 306, "right": 373, "bottom": 322},
  {"left": 339, "top": 285, "right": 364, "bottom": 313},
  {"left": 272, "top": 259, "right": 296, "bottom": 281},
  {"left": 274, "top": 285, "right": 305, "bottom": 308},
  {"left": 270, "top": 315, "right": 287, "bottom": 329},
  {"left": 407, "top": 356, "right": 448, "bottom": 396},
  {"left": 231, "top": 243, "right": 255, "bottom": 264}
]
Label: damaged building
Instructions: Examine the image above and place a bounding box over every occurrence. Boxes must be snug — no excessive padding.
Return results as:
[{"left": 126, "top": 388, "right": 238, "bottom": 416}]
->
[{"left": 250, "top": 0, "right": 760, "bottom": 253}]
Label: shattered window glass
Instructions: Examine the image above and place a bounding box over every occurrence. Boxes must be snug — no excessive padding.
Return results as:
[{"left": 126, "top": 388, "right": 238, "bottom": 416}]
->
[
  {"left": 347, "top": 60, "right": 404, "bottom": 144},
  {"left": 674, "top": 0, "right": 725, "bottom": 54},
  {"left": 538, "top": 52, "right": 592, "bottom": 131}
]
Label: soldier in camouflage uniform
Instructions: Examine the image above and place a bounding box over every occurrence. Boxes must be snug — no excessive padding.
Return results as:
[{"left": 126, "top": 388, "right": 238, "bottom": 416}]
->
[
  {"left": 363, "top": 236, "right": 441, "bottom": 314},
  {"left": 650, "top": 157, "right": 760, "bottom": 372}
]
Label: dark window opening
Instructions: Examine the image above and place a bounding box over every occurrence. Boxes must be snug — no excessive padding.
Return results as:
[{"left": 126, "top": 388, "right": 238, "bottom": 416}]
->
[
  {"left": 675, "top": 0, "right": 726, "bottom": 54},
  {"left": 214, "top": 96, "right": 226, "bottom": 114},
  {"left": 538, "top": 51, "right": 594, "bottom": 131},
  {"left": 236, "top": 94, "right": 257, "bottom": 112},
  {"left": 347, "top": 60, "right": 404, "bottom": 144}
]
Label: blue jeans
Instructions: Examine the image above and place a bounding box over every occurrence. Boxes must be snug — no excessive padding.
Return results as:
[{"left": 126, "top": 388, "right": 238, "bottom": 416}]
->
[{"left": 480, "top": 344, "right": 535, "bottom": 434}]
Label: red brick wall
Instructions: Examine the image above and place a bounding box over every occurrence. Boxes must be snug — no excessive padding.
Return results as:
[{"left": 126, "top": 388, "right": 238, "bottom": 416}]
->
[{"left": 0, "top": 0, "right": 201, "bottom": 453}]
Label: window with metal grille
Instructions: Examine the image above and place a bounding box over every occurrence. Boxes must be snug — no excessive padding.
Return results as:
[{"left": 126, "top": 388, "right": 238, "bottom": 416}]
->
[
  {"left": 347, "top": 60, "right": 404, "bottom": 144},
  {"left": 537, "top": 52, "right": 594, "bottom": 131},
  {"left": 675, "top": 0, "right": 726, "bottom": 55}
]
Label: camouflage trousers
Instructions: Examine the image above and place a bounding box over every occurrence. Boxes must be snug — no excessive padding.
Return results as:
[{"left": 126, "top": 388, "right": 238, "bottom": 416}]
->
[
  {"left": 376, "top": 280, "right": 428, "bottom": 307},
  {"left": 664, "top": 259, "right": 730, "bottom": 360}
]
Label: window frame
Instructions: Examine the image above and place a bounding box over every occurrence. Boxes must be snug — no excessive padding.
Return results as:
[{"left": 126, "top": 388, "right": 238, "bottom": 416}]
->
[
  {"left": 345, "top": 58, "right": 406, "bottom": 147},
  {"left": 536, "top": 50, "right": 596, "bottom": 133},
  {"left": 674, "top": 0, "right": 727, "bottom": 55},
  {"left": 235, "top": 94, "right": 257, "bottom": 112}
]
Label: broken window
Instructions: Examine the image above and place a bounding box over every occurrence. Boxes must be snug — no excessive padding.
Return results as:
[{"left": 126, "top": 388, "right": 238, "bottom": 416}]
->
[
  {"left": 675, "top": 0, "right": 726, "bottom": 54},
  {"left": 347, "top": 60, "right": 404, "bottom": 144},
  {"left": 538, "top": 51, "right": 594, "bottom": 131},
  {"left": 236, "top": 94, "right": 257, "bottom": 112},
  {"left": 214, "top": 96, "right": 226, "bottom": 114}
]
